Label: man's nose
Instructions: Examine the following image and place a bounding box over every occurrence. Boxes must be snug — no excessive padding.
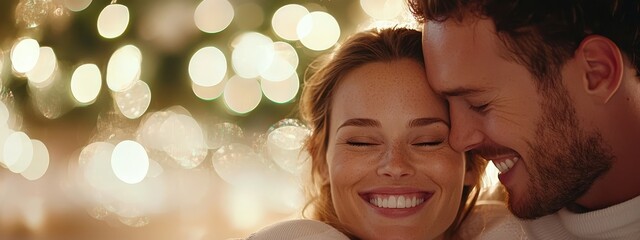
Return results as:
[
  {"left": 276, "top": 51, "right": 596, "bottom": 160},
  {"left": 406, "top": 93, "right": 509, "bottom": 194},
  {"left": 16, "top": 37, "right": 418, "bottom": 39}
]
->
[{"left": 449, "top": 106, "right": 485, "bottom": 152}]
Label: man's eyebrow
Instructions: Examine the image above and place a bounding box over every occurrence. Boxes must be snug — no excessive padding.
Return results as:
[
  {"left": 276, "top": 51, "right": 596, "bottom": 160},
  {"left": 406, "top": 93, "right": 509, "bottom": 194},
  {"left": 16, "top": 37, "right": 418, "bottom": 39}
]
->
[
  {"left": 337, "top": 118, "right": 381, "bottom": 131},
  {"left": 407, "top": 117, "right": 449, "bottom": 128},
  {"left": 441, "top": 87, "right": 485, "bottom": 97}
]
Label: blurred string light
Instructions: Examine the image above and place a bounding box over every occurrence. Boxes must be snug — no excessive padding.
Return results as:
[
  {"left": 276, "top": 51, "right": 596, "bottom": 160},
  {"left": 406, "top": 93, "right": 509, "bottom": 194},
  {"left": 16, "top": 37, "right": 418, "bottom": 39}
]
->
[
  {"left": 261, "top": 72, "right": 299, "bottom": 104},
  {"left": 111, "top": 140, "right": 149, "bottom": 184},
  {"left": 266, "top": 119, "right": 310, "bottom": 175},
  {"left": 231, "top": 32, "right": 274, "bottom": 79},
  {"left": 26, "top": 47, "right": 57, "bottom": 88},
  {"left": 297, "top": 11, "right": 341, "bottom": 51},
  {"left": 0, "top": 100, "right": 50, "bottom": 181},
  {"left": 191, "top": 80, "right": 226, "bottom": 101},
  {"left": 113, "top": 79, "right": 151, "bottom": 119},
  {"left": 64, "top": 0, "right": 93, "bottom": 12},
  {"left": 15, "top": 0, "right": 55, "bottom": 28},
  {"left": 70, "top": 63, "right": 102, "bottom": 105},
  {"left": 97, "top": 3, "right": 130, "bottom": 39},
  {"left": 194, "top": 0, "right": 234, "bottom": 34},
  {"left": 360, "top": 0, "right": 405, "bottom": 20},
  {"left": 271, "top": 4, "right": 309, "bottom": 41},
  {"left": 11, "top": 38, "right": 40, "bottom": 74},
  {"left": 223, "top": 75, "right": 262, "bottom": 114},
  {"left": 106, "top": 44, "right": 141, "bottom": 92},
  {"left": 260, "top": 42, "right": 298, "bottom": 82},
  {"left": 188, "top": 46, "right": 227, "bottom": 87}
]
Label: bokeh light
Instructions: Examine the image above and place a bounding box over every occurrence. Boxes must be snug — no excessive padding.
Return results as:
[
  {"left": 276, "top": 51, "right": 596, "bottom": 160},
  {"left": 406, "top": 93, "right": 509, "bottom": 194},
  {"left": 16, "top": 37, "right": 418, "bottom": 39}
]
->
[
  {"left": 360, "top": 0, "right": 405, "bottom": 20},
  {"left": 266, "top": 119, "right": 310, "bottom": 175},
  {"left": 97, "top": 4, "right": 130, "bottom": 39},
  {"left": 159, "top": 113, "right": 207, "bottom": 169},
  {"left": 271, "top": 4, "right": 309, "bottom": 41},
  {"left": 111, "top": 140, "right": 149, "bottom": 184},
  {"left": 191, "top": 80, "right": 226, "bottom": 101},
  {"left": 194, "top": 0, "right": 234, "bottom": 34},
  {"left": 297, "top": 11, "right": 341, "bottom": 51},
  {"left": 11, "top": 38, "right": 40, "bottom": 74},
  {"left": 64, "top": 0, "right": 93, "bottom": 12},
  {"left": 202, "top": 122, "right": 243, "bottom": 150},
  {"left": 223, "top": 75, "right": 262, "bottom": 114},
  {"left": 26, "top": 47, "right": 57, "bottom": 88},
  {"left": 231, "top": 32, "right": 274, "bottom": 79},
  {"left": 70, "top": 63, "right": 102, "bottom": 104},
  {"left": 4, "top": 131, "right": 33, "bottom": 173},
  {"left": 107, "top": 44, "right": 142, "bottom": 92},
  {"left": 113, "top": 80, "right": 151, "bottom": 119},
  {"left": 211, "top": 143, "right": 273, "bottom": 187},
  {"left": 20, "top": 139, "right": 50, "bottom": 181},
  {"left": 188, "top": 46, "right": 227, "bottom": 87},
  {"left": 260, "top": 42, "right": 298, "bottom": 82},
  {"left": 261, "top": 72, "right": 299, "bottom": 104}
]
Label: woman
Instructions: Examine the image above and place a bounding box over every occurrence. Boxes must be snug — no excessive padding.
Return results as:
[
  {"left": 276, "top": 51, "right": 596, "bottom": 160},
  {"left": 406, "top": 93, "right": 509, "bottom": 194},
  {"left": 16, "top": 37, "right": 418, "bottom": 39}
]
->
[{"left": 247, "top": 27, "right": 521, "bottom": 239}]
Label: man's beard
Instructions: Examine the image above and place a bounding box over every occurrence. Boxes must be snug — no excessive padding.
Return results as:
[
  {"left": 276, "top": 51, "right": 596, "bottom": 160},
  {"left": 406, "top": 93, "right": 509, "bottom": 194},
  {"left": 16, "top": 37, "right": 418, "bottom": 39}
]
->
[{"left": 507, "top": 85, "right": 613, "bottom": 219}]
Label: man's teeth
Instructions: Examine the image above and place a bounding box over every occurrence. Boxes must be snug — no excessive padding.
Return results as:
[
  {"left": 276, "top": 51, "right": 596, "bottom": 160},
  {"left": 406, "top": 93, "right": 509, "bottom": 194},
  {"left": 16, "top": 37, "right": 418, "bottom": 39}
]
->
[
  {"left": 493, "top": 157, "right": 519, "bottom": 174},
  {"left": 369, "top": 195, "right": 424, "bottom": 209}
]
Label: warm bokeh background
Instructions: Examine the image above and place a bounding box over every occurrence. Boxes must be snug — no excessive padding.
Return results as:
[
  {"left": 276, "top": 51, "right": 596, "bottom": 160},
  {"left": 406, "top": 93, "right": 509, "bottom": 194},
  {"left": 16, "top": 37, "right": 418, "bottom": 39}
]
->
[{"left": 0, "top": 0, "right": 423, "bottom": 239}]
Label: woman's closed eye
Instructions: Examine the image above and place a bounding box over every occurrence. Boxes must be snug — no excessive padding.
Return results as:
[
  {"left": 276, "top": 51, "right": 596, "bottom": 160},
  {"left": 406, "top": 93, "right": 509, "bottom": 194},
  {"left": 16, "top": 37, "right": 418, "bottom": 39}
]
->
[{"left": 346, "top": 141, "right": 379, "bottom": 147}]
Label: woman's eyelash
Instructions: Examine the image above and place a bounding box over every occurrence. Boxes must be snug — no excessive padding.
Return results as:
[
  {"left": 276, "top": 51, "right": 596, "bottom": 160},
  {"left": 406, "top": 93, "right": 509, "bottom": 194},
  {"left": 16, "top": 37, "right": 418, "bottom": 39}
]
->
[{"left": 346, "top": 141, "right": 376, "bottom": 147}]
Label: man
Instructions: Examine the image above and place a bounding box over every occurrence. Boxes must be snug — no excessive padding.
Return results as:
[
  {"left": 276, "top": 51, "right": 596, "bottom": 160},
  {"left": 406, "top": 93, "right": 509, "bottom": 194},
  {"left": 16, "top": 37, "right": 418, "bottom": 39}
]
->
[{"left": 409, "top": 0, "right": 640, "bottom": 239}]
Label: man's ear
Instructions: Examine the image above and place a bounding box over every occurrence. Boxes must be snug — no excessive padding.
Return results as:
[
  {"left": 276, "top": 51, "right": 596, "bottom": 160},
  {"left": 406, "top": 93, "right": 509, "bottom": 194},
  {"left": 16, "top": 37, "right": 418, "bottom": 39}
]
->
[{"left": 577, "top": 35, "right": 624, "bottom": 103}]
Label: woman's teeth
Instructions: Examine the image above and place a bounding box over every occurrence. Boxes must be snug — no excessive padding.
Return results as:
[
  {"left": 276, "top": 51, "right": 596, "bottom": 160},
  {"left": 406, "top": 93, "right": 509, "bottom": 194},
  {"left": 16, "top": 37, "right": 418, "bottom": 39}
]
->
[{"left": 369, "top": 195, "right": 424, "bottom": 209}]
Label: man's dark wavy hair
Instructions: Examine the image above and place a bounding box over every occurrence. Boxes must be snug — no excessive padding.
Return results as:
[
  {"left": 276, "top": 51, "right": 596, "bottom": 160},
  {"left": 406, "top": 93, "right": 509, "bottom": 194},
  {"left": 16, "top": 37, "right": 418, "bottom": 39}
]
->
[{"left": 409, "top": 0, "right": 640, "bottom": 88}]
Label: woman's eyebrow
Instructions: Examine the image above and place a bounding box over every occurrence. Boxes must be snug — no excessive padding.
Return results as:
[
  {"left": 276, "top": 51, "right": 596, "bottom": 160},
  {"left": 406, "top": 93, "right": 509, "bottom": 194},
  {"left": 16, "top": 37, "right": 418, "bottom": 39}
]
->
[
  {"left": 407, "top": 117, "right": 449, "bottom": 128},
  {"left": 337, "top": 118, "right": 381, "bottom": 132}
]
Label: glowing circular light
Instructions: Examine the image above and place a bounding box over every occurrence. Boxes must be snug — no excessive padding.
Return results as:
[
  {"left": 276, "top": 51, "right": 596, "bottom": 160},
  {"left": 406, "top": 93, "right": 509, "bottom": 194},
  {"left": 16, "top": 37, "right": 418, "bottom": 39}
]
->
[
  {"left": 223, "top": 75, "right": 262, "bottom": 114},
  {"left": 114, "top": 80, "right": 151, "bottom": 119},
  {"left": 79, "top": 142, "right": 119, "bottom": 191},
  {"left": 136, "top": 111, "right": 172, "bottom": 151},
  {"left": 260, "top": 42, "right": 298, "bottom": 82},
  {"left": 111, "top": 140, "right": 149, "bottom": 184},
  {"left": 192, "top": 80, "right": 226, "bottom": 100},
  {"left": 159, "top": 113, "right": 207, "bottom": 169},
  {"left": 64, "top": 0, "right": 93, "bottom": 12},
  {"left": 97, "top": 4, "right": 130, "bottom": 39},
  {"left": 231, "top": 32, "right": 275, "bottom": 79},
  {"left": 194, "top": 0, "right": 234, "bottom": 33},
  {"left": 211, "top": 143, "right": 272, "bottom": 186},
  {"left": 70, "top": 63, "right": 102, "bottom": 104},
  {"left": 189, "top": 46, "right": 227, "bottom": 87},
  {"left": 26, "top": 47, "right": 57, "bottom": 88},
  {"left": 272, "top": 4, "right": 309, "bottom": 41},
  {"left": 11, "top": 38, "right": 40, "bottom": 73},
  {"left": 360, "top": 0, "right": 404, "bottom": 20},
  {"left": 0, "top": 128, "right": 14, "bottom": 168},
  {"left": 261, "top": 72, "right": 299, "bottom": 104},
  {"left": 4, "top": 131, "right": 33, "bottom": 173},
  {"left": 107, "top": 44, "right": 141, "bottom": 92},
  {"left": 203, "top": 122, "right": 243, "bottom": 150},
  {"left": 297, "top": 11, "right": 341, "bottom": 51},
  {"left": 266, "top": 119, "right": 311, "bottom": 174},
  {"left": 20, "top": 139, "right": 49, "bottom": 181}
]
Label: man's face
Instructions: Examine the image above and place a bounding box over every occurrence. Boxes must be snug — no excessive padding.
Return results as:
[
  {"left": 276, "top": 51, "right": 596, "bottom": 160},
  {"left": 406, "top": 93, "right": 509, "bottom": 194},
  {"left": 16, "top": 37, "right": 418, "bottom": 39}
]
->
[{"left": 422, "top": 18, "right": 612, "bottom": 219}]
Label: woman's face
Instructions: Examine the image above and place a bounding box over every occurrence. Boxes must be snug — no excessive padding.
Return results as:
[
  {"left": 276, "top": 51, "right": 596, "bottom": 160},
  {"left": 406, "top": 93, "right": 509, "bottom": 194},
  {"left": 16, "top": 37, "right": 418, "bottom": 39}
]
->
[{"left": 326, "top": 59, "right": 467, "bottom": 240}]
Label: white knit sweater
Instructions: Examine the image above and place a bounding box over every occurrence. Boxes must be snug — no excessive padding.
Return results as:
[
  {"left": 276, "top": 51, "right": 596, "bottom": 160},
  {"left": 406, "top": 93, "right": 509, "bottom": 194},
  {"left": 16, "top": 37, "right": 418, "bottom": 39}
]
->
[{"left": 523, "top": 195, "right": 640, "bottom": 240}]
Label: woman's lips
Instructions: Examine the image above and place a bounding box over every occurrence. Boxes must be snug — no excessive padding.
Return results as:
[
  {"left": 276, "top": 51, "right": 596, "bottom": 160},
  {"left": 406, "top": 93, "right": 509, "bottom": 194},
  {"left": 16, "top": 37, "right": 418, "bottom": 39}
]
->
[{"left": 359, "top": 189, "right": 433, "bottom": 217}]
